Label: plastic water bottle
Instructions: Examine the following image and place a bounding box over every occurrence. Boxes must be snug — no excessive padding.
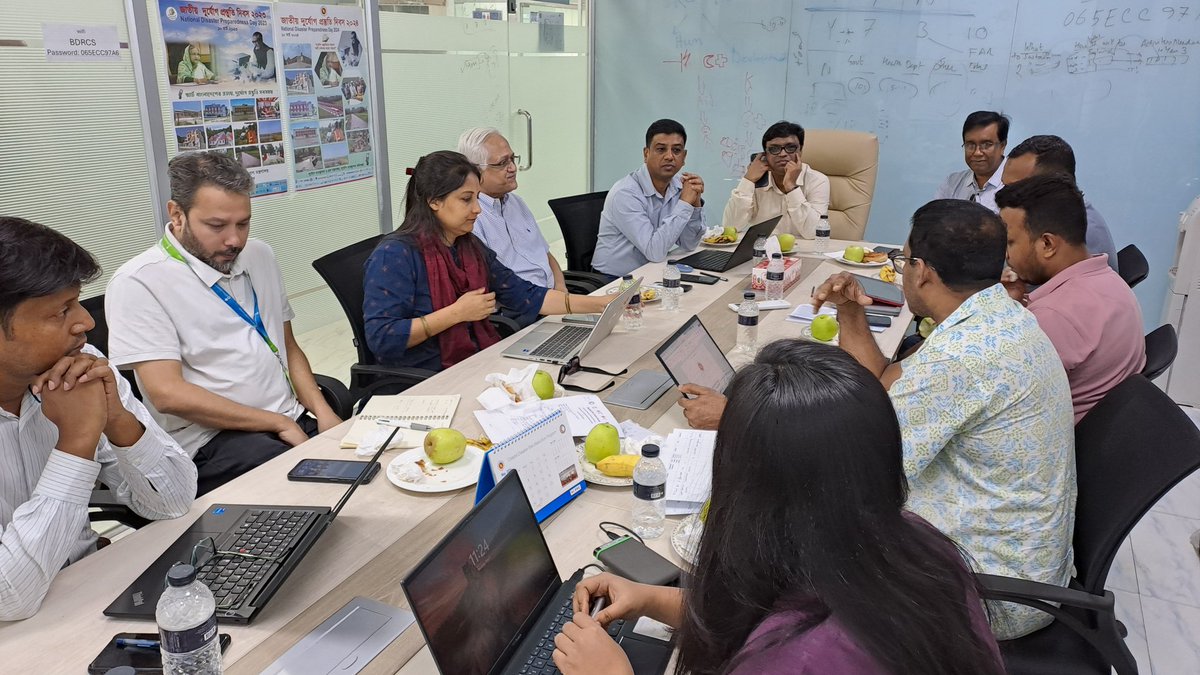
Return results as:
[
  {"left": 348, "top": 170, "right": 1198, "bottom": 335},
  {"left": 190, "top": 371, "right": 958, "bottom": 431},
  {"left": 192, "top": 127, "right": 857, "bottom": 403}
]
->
[
  {"left": 618, "top": 274, "right": 637, "bottom": 293},
  {"left": 766, "top": 253, "right": 785, "bottom": 301},
  {"left": 752, "top": 236, "right": 767, "bottom": 264},
  {"left": 815, "top": 215, "right": 831, "bottom": 253},
  {"left": 661, "top": 264, "right": 682, "bottom": 311},
  {"left": 632, "top": 443, "right": 667, "bottom": 539},
  {"left": 623, "top": 293, "right": 643, "bottom": 331},
  {"left": 736, "top": 291, "right": 759, "bottom": 354},
  {"left": 157, "top": 564, "right": 221, "bottom": 675}
]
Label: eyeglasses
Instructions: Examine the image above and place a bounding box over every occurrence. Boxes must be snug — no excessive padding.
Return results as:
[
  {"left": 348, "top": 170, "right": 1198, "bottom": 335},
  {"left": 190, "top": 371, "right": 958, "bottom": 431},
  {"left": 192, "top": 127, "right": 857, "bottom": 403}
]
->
[
  {"left": 485, "top": 155, "right": 520, "bottom": 170},
  {"left": 888, "top": 250, "right": 922, "bottom": 274},
  {"left": 558, "top": 356, "right": 625, "bottom": 392},
  {"left": 765, "top": 144, "right": 801, "bottom": 156},
  {"left": 189, "top": 536, "right": 281, "bottom": 608},
  {"left": 962, "top": 141, "right": 998, "bottom": 153}
]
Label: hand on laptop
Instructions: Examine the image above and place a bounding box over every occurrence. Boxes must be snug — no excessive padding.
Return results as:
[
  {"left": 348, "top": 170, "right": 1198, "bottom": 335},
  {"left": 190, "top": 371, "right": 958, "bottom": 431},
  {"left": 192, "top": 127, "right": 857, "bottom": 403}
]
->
[
  {"left": 572, "top": 572, "right": 645, "bottom": 627},
  {"left": 677, "top": 385, "right": 726, "bottom": 431},
  {"left": 553, "top": 612, "right": 633, "bottom": 675}
]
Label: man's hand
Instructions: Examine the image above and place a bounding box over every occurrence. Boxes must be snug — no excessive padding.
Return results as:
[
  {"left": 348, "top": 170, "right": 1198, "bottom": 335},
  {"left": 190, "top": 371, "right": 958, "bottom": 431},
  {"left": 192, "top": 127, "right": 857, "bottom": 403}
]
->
[
  {"left": 743, "top": 153, "right": 769, "bottom": 183},
  {"left": 40, "top": 377, "right": 108, "bottom": 460},
  {"left": 811, "top": 272, "right": 874, "bottom": 313},
  {"left": 552, "top": 613, "right": 635, "bottom": 675},
  {"left": 780, "top": 160, "right": 803, "bottom": 193},
  {"left": 33, "top": 354, "right": 145, "bottom": 448},
  {"left": 276, "top": 415, "right": 309, "bottom": 447},
  {"left": 677, "top": 384, "right": 726, "bottom": 430},
  {"left": 1001, "top": 268, "right": 1028, "bottom": 305},
  {"left": 679, "top": 172, "right": 705, "bottom": 207}
]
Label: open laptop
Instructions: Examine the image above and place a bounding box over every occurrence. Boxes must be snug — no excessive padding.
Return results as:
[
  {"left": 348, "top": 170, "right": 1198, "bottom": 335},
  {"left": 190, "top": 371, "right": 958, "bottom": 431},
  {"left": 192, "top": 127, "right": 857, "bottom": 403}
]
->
[
  {"left": 655, "top": 315, "right": 735, "bottom": 396},
  {"left": 402, "top": 471, "right": 674, "bottom": 675},
  {"left": 104, "top": 433, "right": 394, "bottom": 624},
  {"left": 501, "top": 278, "right": 641, "bottom": 365},
  {"left": 672, "top": 215, "right": 781, "bottom": 272}
]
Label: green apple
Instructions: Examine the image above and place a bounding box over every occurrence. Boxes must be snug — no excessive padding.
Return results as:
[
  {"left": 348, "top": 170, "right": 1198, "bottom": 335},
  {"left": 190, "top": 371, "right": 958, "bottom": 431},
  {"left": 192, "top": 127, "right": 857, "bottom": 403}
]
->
[
  {"left": 918, "top": 317, "right": 937, "bottom": 339},
  {"left": 811, "top": 315, "right": 839, "bottom": 342},
  {"left": 722, "top": 225, "right": 738, "bottom": 241},
  {"left": 424, "top": 428, "right": 467, "bottom": 465},
  {"left": 777, "top": 233, "right": 796, "bottom": 252},
  {"left": 532, "top": 370, "right": 555, "bottom": 400},
  {"left": 584, "top": 423, "right": 620, "bottom": 464},
  {"left": 843, "top": 246, "right": 866, "bottom": 263}
]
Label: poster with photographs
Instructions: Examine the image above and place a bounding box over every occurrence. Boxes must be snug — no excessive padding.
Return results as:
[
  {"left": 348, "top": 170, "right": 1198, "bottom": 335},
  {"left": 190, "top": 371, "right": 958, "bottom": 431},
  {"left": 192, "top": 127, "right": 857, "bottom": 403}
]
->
[
  {"left": 276, "top": 3, "right": 373, "bottom": 190},
  {"left": 159, "top": 1, "right": 289, "bottom": 196}
]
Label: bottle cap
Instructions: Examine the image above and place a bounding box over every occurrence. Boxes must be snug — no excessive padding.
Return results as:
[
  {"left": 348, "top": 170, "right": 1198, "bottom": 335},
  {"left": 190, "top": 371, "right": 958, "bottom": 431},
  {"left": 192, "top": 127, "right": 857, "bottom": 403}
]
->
[
  {"left": 627, "top": 294, "right": 640, "bottom": 306},
  {"left": 641, "top": 443, "right": 660, "bottom": 458},
  {"left": 771, "top": 252, "right": 782, "bottom": 258},
  {"left": 743, "top": 291, "right": 756, "bottom": 299},
  {"left": 622, "top": 274, "right": 633, "bottom": 280},
  {"left": 819, "top": 214, "right": 829, "bottom": 219},
  {"left": 166, "top": 563, "right": 198, "bottom": 587}
]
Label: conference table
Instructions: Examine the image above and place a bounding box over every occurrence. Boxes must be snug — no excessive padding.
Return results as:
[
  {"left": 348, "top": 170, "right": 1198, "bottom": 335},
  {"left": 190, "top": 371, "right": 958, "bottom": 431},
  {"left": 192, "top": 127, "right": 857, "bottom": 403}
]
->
[{"left": 0, "top": 238, "right": 911, "bottom": 673}]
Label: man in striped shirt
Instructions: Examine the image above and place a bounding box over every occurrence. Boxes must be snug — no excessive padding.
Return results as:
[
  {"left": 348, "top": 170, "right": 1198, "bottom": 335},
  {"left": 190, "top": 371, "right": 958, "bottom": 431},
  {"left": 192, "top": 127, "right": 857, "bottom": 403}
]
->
[{"left": 0, "top": 217, "right": 196, "bottom": 621}]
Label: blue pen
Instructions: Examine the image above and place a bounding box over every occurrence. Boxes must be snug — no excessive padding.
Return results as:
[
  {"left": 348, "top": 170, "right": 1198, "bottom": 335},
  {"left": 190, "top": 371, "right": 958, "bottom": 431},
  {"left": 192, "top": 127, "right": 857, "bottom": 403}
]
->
[{"left": 116, "top": 638, "right": 160, "bottom": 649}]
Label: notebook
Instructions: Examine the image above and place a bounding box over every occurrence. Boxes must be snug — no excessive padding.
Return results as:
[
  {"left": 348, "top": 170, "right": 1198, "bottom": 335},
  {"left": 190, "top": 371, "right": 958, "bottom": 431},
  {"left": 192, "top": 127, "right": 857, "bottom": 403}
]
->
[{"left": 339, "top": 394, "right": 460, "bottom": 449}]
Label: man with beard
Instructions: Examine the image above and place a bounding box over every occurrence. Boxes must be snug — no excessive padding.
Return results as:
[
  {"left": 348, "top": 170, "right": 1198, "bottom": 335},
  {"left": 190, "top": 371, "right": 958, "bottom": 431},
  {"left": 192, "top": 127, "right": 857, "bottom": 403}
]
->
[{"left": 106, "top": 152, "right": 340, "bottom": 494}]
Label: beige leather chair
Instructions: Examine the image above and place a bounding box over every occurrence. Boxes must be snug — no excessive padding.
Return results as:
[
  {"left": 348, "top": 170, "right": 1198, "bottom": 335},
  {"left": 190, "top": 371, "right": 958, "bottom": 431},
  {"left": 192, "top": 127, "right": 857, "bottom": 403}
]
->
[{"left": 802, "top": 129, "right": 879, "bottom": 240}]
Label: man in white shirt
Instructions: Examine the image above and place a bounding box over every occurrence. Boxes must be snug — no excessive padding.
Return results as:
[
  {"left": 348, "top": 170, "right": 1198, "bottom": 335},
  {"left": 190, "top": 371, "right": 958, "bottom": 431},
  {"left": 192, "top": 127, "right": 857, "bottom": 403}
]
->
[
  {"left": 106, "top": 152, "right": 341, "bottom": 495},
  {"left": 457, "top": 127, "right": 566, "bottom": 291},
  {"left": 0, "top": 217, "right": 196, "bottom": 621},
  {"left": 720, "top": 120, "right": 830, "bottom": 238},
  {"left": 934, "top": 111, "right": 1009, "bottom": 213}
]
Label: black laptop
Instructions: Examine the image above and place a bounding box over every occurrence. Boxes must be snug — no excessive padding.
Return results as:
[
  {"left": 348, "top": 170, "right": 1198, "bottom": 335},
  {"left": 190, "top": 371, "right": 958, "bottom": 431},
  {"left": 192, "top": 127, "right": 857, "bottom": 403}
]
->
[
  {"left": 105, "top": 435, "right": 393, "bottom": 624},
  {"left": 673, "top": 215, "right": 781, "bottom": 272},
  {"left": 402, "top": 472, "right": 675, "bottom": 675}
]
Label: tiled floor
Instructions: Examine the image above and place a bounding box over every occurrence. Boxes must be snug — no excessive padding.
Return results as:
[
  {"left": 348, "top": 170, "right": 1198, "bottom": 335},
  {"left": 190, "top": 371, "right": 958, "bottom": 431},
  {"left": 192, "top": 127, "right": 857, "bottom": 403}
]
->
[{"left": 292, "top": 326, "right": 1200, "bottom": 673}]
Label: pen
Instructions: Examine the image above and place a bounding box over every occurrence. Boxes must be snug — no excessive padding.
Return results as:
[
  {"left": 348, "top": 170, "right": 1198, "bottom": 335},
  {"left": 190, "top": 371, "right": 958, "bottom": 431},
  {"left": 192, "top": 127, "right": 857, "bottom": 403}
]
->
[
  {"left": 697, "top": 270, "right": 727, "bottom": 282},
  {"left": 115, "top": 638, "right": 160, "bottom": 649},
  {"left": 376, "top": 419, "right": 432, "bottom": 431},
  {"left": 590, "top": 597, "right": 608, "bottom": 619}
]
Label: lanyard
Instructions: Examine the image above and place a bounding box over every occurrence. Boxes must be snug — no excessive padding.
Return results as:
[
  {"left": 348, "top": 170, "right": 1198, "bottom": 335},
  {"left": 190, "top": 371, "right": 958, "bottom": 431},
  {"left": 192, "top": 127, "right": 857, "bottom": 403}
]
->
[{"left": 160, "top": 235, "right": 294, "bottom": 393}]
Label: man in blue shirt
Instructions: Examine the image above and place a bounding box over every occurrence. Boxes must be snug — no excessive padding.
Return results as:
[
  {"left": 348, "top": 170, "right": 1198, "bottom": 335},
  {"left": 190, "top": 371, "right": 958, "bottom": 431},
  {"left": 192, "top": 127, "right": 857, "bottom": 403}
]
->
[{"left": 593, "top": 119, "right": 707, "bottom": 277}]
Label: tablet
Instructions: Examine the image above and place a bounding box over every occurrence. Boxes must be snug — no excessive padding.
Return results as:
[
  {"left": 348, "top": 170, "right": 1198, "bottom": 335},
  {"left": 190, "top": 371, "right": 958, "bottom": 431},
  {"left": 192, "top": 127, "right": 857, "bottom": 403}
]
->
[{"left": 655, "top": 315, "right": 735, "bottom": 395}]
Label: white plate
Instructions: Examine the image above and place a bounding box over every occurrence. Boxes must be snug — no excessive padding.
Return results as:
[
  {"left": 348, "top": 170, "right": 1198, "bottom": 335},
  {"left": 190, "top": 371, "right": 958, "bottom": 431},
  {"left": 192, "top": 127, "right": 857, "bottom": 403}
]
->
[
  {"left": 671, "top": 514, "right": 703, "bottom": 566},
  {"left": 700, "top": 239, "right": 738, "bottom": 248},
  {"left": 386, "top": 446, "right": 485, "bottom": 493},
  {"left": 576, "top": 444, "right": 634, "bottom": 486},
  {"left": 799, "top": 324, "right": 840, "bottom": 346},
  {"left": 826, "top": 250, "right": 887, "bottom": 268},
  {"left": 605, "top": 287, "right": 662, "bottom": 303}
]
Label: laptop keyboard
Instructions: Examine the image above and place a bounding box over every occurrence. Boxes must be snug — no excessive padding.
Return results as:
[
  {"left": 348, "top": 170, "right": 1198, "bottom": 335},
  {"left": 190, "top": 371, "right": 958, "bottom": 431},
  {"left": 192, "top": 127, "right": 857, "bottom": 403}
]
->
[
  {"left": 518, "top": 595, "right": 626, "bottom": 675},
  {"left": 197, "top": 509, "right": 317, "bottom": 610},
  {"left": 682, "top": 250, "right": 731, "bottom": 270},
  {"left": 528, "top": 325, "right": 592, "bottom": 361}
]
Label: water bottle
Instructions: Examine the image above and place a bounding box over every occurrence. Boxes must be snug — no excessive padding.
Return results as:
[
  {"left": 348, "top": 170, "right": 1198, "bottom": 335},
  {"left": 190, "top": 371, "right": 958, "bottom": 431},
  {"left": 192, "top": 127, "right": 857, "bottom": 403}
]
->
[
  {"left": 618, "top": 274, "right": 636, "bottom": 293},
  {"left": 766, "top": 253, "right": 785, "bottom": 301},
  {"left": 157, "top": 564, "right": 221, "bottom": 675},
  {"left": 632, "top": 443, "right": 667, "bottom": 539},
  {"left": 661, "top": 264, "right": 682, "bottom": 311},
  {"left": 752, "top": 236, "right": 767, "bottom": 264},
  {"left": 815, "top": 214, "right": 831, "bottom": 253},
  {"left": 623, "top": 293, "right": 643, "bottom": 331},
  {"left": 736, "top": 291, "right": 759, "bottom": 354}
]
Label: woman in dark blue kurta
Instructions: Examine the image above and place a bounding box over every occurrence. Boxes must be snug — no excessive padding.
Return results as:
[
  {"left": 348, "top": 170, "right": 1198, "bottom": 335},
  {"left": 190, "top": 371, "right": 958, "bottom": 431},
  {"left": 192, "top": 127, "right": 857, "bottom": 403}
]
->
[{"left": 364, "top": 151, "right": 611, "bottom": 371}]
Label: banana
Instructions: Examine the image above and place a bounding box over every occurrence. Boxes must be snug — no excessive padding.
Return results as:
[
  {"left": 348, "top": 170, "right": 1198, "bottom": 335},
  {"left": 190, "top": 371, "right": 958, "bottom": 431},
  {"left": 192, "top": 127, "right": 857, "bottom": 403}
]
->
[{"left": 596, "top": 454, "right": 640, "bottom": 478}]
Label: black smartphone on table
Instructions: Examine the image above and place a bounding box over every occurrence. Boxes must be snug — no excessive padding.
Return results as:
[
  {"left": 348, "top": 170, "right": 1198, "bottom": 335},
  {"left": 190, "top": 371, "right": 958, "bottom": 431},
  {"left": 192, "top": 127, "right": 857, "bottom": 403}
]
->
[
  {"left": 89, "top": 633, "right": 231, "bottom": 674},
  {"left": 679, "top": 273, "right": 718, "bottom": 285},
  {"left": 287, "top": 458, "right": 380, "bottom": 484}
]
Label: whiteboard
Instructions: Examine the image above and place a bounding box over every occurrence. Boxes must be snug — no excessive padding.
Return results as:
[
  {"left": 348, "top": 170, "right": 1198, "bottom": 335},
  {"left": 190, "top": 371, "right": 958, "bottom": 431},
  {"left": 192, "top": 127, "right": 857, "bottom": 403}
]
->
[{"left": 595, "top": 0, "right": 1200, "bottom": 327}]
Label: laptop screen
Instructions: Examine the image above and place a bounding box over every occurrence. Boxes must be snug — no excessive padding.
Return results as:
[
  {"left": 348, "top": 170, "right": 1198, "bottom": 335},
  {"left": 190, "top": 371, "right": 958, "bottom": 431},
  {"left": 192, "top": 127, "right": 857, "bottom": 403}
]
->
[
  {"left": 656, "top": 315, "right": 735, "bottom": 395},
  {"left": 403, "top": 473, "right": 560, "bottom": 675}
]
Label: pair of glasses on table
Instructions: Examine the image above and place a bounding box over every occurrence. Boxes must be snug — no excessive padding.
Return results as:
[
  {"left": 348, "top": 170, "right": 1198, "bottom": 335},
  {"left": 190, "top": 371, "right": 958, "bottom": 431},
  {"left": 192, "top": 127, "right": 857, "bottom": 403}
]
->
[{"left": 558, "top": 356, "right": 626, "bottom": 393}]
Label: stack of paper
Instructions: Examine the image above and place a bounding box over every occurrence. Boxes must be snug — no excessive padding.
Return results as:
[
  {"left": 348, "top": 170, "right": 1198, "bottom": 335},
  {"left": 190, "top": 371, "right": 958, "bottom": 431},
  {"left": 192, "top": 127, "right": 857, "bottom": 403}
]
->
[
  {"left": 660, "top": 429, "right": 716, "bottom": 515},
  {"left": 473, "top": 394, "right": 622, "bottom": 443},
  {"left": 785, "top": 303, "right": 886, "bottom": 333},
  {"left": 340, "top": 395, "right": 460, "bottom": 450}
]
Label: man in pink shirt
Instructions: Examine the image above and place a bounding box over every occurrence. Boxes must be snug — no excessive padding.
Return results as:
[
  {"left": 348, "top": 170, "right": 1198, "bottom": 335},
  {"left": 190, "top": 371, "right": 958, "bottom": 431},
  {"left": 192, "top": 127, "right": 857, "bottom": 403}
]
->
[{"left": 996, "top": 173, "right": 1146, "bottom": 421}]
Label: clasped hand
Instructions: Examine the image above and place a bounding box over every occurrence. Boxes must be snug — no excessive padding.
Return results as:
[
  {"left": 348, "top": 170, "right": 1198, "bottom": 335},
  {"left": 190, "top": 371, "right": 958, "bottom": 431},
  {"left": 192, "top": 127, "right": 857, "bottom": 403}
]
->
[{"left": 31, "top": 352, "right": 131, "bottom": 459}]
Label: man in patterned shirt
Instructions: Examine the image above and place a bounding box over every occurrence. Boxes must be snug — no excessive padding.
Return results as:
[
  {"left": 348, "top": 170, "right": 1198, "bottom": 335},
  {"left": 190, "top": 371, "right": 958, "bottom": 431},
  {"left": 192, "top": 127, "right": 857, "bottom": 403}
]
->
[{"left": 812, "top": 199, "right": 1076, "bottom": 639}]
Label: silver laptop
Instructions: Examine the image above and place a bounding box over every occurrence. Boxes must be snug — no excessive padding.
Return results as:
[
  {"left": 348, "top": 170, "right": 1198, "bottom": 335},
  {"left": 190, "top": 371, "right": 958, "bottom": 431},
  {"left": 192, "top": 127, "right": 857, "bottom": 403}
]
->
[{"left": 501, "top": 278, "right": 641, "bottom": 365}]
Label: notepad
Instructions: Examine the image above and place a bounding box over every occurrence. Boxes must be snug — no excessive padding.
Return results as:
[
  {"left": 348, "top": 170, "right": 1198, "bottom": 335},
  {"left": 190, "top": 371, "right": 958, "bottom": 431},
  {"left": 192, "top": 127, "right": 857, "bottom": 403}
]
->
[
  {"left": 472, "top": 394, "right": 621, "bottom": 442},
  {"left": 660, "top": 429, "right": 716, "bottom": 516},
  {"left": 475, "top": 410, "right": 586, "bottom": 522},
  {"left": 785, "top": 304, "right": 886, "bottom": 333},
  {"left": 340, "top": 395, "right": 460, "bottom": 449}
]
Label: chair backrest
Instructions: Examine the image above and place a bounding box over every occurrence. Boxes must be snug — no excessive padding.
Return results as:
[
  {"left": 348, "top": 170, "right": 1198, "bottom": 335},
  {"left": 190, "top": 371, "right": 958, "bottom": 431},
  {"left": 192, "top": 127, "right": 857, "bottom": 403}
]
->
[
  {"left": 80, "top": 294, "right": 109, "bottom": 356},
  {"left": 802, "top": 129, "right": 879, "bottom": 241},
  {"left": 1117, "top": 244, "right": 1149, "bottom": 288},
  {"left": 1072, "top": 374, "right": 1200, "bottom": 596},
  {"left": 1142, "top": 324, "right": 1178, "bottom": 381},
  {"left": 548, "top": 191, "right": 608, "bottom": 273},
  {"left": 312, "top": 234, "right": 386, "bottom": 367}
]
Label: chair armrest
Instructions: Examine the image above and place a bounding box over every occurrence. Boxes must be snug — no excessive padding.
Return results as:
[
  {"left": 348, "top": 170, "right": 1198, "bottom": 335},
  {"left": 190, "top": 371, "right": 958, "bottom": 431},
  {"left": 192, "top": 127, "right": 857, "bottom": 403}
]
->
[
  {"left": 314, "top": 374, "right": 354, "bottom": 419},
  {"left": 89, "top": 489, "right": 152, "bottom": 529},
  {"left": 563, "top": 270, "right": 611, "bottom": 290},
  {"left": 350, "top": 364, "right": 438, "bottom": 407},
  {"left": 565, "top": 279, "right": 597, "bottom": 296},
  {"left": 978, "top": 574, "right": 1114, "bottom": 613},
  {"left": 488, "top": 314, "right": 522, "bottom": 338}
]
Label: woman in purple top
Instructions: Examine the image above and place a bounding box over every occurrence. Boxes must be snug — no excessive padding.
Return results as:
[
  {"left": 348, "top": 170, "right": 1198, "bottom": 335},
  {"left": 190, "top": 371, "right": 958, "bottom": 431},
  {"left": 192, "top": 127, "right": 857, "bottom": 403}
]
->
[{"left": 553, "top": 341, "right": 1004, "bottom": 675}]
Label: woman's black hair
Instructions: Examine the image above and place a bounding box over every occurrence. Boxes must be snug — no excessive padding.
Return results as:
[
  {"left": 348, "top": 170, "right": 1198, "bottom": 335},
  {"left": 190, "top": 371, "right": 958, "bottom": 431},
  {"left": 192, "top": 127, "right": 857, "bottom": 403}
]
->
[
  {"left": 395, "top": 150, "right": 482, "bottom": 246},
  {"left": 674, "top": 340, "right": 1002, "bottom": 675}
]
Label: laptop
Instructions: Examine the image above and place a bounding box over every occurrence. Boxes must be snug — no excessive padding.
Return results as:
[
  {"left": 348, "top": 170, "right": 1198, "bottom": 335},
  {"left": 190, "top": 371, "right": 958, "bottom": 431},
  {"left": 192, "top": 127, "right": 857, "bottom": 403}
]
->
[
  {"left": 672, "top": 215, "right": 782, "bottom": 272},
  {"left": 402, "top": 471, "right": 674, "bottom": 675},
  {"left": 501, "top": 278, "right": 641, "bottom": 365},
  {"left": 655, "top": 315, "right": 735, "bottom": 395},
  {"left": 104, "top": 433, "right": 394, "bottom": 624}
]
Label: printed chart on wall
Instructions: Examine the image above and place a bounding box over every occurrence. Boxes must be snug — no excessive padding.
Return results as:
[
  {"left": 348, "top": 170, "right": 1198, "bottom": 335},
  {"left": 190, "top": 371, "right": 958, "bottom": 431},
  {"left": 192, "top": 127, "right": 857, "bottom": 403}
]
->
[
  {"left": 158, "top": 1, "right": 288, "bottom": 196},
  {"left": 275, "top": 3, "right": 374, "bottom": 191}
]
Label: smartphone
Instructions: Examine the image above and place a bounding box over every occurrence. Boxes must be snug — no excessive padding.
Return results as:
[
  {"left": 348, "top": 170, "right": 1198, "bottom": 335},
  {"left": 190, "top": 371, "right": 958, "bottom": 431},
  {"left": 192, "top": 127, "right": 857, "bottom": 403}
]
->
[
  {"left": 749, "top": 152, "right": 770, "bottom": 188},
  {"left": 853, "top": 274, "right": 905, "bottom": 306},
  {"left": 287, "top": 458, "right": 380, "bottom": 484},
  {"left": 873, "top": 245, "right": 900, "bottom": 255},
  {"left": 679, "top": 273, "right": 718, "bottom": 285},
  {"left": 867, "top": 314, "right": 892, "bottom": 328},
  {"left": 89, "top": 633, "right": 231, "bottom": 674}
]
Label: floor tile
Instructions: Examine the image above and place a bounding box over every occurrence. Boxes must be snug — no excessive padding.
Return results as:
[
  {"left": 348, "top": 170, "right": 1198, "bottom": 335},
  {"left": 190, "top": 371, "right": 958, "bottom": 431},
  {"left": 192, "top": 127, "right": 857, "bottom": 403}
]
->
[
  {"left": 1130, "top": 511, "right": 1200, "bottom": 609},
  {"left": 1141, "top": 595, "right": 1200, "bottom": 674},
  {"left": 1150, "top": 467, "right": 1200, "bottom": 520},
  {"left": 1108, "top": 536, "right": 1139, "bottom": 594},
  {"left": 1110, "top": 589, "right": 1151, "bottom": 674}
]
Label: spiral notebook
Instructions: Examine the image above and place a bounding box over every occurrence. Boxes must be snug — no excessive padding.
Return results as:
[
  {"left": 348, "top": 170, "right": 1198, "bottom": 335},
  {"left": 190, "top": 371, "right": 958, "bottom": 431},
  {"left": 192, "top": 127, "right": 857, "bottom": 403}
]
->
[
  {"left": 339, "top": 394, "right": 461, "bottom": 449},
  {"left": 475, "top": 410, "right": 586, "bottom": 522}
]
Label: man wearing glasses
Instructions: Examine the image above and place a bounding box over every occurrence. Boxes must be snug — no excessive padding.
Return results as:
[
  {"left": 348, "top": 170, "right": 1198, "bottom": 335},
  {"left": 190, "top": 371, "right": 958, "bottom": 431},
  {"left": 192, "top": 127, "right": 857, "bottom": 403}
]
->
[
  {"left": 457, "top": 127, "right": 567, "bottom": 292},
  {"left": 934, "top": 111, "right": 1010, "bottom": 213},
  {"left": 720, "top": 120, "right": 830, "bottom": 238}
]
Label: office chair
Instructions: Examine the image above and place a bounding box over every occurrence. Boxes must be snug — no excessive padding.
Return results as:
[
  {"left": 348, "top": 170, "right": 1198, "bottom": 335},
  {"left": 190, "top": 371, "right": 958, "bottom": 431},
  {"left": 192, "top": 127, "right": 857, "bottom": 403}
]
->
[
  {"left": 1116, "top": 245, "right": 1149, "bottom": 288},
  {"left": 548, "top": 191, "right": 615, "bottom": 289},
  {"left": 1142, "top": 324, "right": 1178, "bottom": 381},
  {"left": 312, "top": 234, "right": 522, "bottom": 404},
  {"left": 802, "top": 129, "right": 880, "bottom": 241},
  {"left": 981, "top": 374, "right": 1200, "bottom": 674}
]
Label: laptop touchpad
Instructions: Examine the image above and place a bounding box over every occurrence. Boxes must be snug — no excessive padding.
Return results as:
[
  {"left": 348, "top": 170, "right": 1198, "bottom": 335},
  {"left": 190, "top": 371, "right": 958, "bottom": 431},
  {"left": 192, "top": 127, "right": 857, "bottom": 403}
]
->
[{"left": 261, "top": 597, "right": 414, "bottom": 674}]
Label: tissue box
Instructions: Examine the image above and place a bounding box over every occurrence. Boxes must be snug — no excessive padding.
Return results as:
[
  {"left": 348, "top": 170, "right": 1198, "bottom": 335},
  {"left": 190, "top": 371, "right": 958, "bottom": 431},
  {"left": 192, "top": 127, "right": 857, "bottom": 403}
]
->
[{"left": 750, "top": 257, "right": 804, "bottom": 292}]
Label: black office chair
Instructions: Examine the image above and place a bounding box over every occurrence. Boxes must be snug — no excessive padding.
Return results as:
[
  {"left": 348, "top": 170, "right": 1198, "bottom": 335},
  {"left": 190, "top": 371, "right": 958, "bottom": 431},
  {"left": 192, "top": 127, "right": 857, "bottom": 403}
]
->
[
  {"left": 548, "top": 191, "right": 615, "bottom": 290},
  {"left": 1116, "top": 245, "right": 1149, "bottom": 289},
  {"left": 1142, "top": 324, "right": 1178, "bottom": 381},
  {"left": 312, "top": 234, "right": 521, "bottom": 404},
  {"left": 981, "top": 374, "right": 1200, "bottom": 674}
]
